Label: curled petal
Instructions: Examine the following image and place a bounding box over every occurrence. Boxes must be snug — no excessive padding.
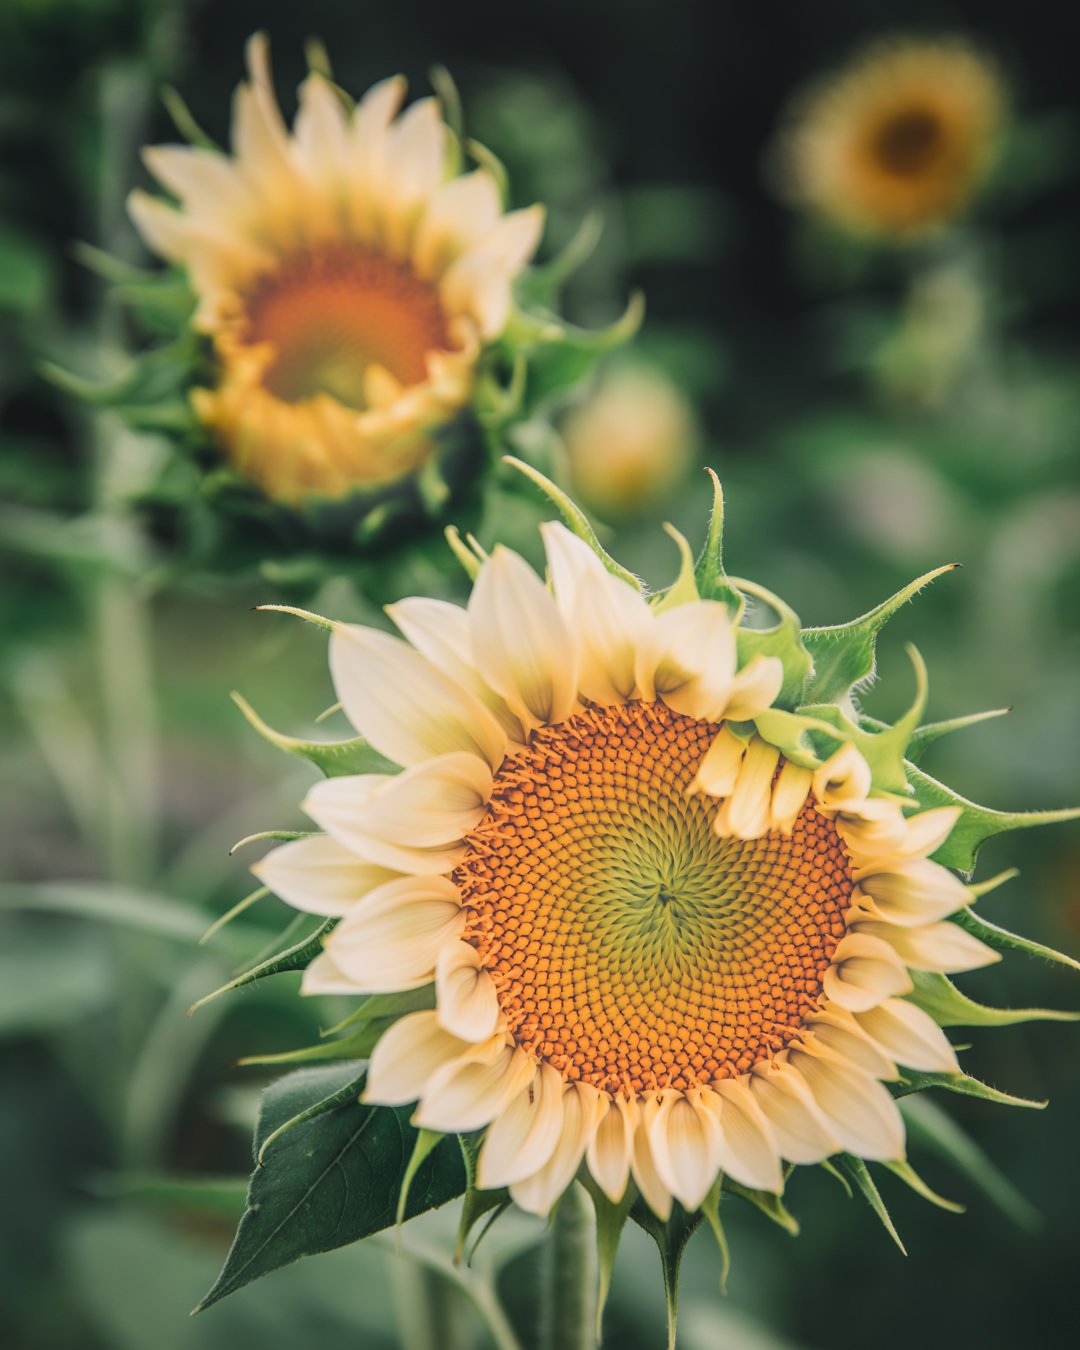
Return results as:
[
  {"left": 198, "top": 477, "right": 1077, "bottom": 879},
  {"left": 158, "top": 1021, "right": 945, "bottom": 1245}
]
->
[
  {"left": 856, "top": 858, "right": 971, "bottom": 926},
  {"left": 718, "top": 655, "right": 784, "bottom": 722},
  {"left": 574, "top": 568, "right": 652, "bottom": 704},
  {"left": 436, "top": 939, "right": 501, "bottom": 1041},
  {"left": 364, "top": 1011, "right": 470, "bottom": 1106},
  {"left": 635, "top": 600, "right": 737, "bottom": 721},
  {"left": 629, "top": 1102, "right": 674, "bottom": 1222},
  {"left": 690, "top": 726, "right": 746, "bottom": 798},
  {"left": 714, "top": 737, "right": 781, "bottom": 840},
  {"left": 478, "top": 1063, "right": 566, "bottom": 1190},
  {"left": 854, "top": 918, "right": 1001, "bottom": 973},
  {"left": 510, "top": 1083, "right": 605, "bottom": 1216},
  {"left": 823, "top": 931, "right": 914, "bottom": 1012},
  {"left": 415, "top": 1043, "right": 535, "bottom": 1133},
  {"left": 769, "top": 759, "right": 814, "bottom": 834},
  {"left": 586, "top": 1096, "right": 637, "bottom": 1204},
  {"left": 647, "top": 1090, "right": 723, "bottom": 1211},
  {"left": 813, "top": 743, "right": 873, "bottom": 814}
]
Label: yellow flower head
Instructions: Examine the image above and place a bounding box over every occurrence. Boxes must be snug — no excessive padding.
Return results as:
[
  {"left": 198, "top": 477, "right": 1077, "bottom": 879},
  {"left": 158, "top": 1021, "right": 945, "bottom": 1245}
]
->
[
  {"left": 776, "top": 36, "right": 1007, "bottom": 240},
  {"left": 128, "top": 36, "right": 543, "bottom": 506}
]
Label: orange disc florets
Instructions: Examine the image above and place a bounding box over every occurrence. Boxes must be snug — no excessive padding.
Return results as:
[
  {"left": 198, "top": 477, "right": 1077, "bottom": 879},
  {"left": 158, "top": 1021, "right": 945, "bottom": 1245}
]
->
[{"left": 456, "top": 702, "right": 854, "bottom": 1097}]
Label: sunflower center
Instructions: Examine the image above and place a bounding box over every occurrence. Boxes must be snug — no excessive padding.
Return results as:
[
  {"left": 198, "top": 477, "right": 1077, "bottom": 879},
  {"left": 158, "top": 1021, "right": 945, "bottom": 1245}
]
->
[
  {"left": 874, "top": 107, "right": 944, "bottom": 175},
  {"left": 242, "top": 245, "right": 452, "bottom": 409},
  {"left": 455, "top": 702, "right": 853, "bottom": 1096}
]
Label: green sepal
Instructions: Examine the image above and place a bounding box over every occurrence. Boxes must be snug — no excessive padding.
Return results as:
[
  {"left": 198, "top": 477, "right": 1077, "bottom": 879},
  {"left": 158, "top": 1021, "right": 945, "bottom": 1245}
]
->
[
  {"left": 197, "top": 1064, "right": 467, "bottom": 1311},
  {"left": 818, "top": 1159, "right": 852, "bottom": 1197},
  {"left": 322, "top": 986, "right": 437, "bottom": 1037},
  {"left": 236, "top": 1018, "right": 398, "bottom": 1068},
  {"left": 839, "top": 1156, "right": 906, "bottom": 1254},
  {"left": 700, "top": 1179, "right": 732, "bottom": 1296},
  {"left": 895, "top": 1070, "right": 1046, "bottom": 1111},
  {"left": 907, "top": 970, "right": 1080, "bottom": 1027},
  {"left": 725, "top": 1177, "right": 799, "bottom": 1236},
  {"left": 579, "top": 1177, "right": 635, "bottom": 1339},
  {"left": 198, "top": 885, "right": 269, "bottom": 945},
  {"left": 693, "top": 469, "right": 745, "bottom": 613},
  {"left": 906, "top": 762, "right": 1080, "bottom": 874},
  {"left": 882, "top": 1158, "right": 965, "bottom": 1214},
  {"left": 651, "top": 523, "right": 700, "bottom": 612},
  {"left": 188, "top": 918, "right": 336, "bottom": 1015},
  {"left": 516, "top": 211, "right": 604, "bottom": 306},
  {"left": 397, "top": 1130, "right": 448, "bottom": 1228},
  {"left": 454, "top": 1133, "right": 510, "bottom": 1263},
  {"left": 802, "top": 564, "right": 958, "bottom": 710},
  {"left": 900, "top": 1095, "right": 1040, "bottom": 1230},
  {"left": 230, "top": 829, "right": 313, "bottom": 855},
  {"left": 731, "top": 577, "right": 811, "bottom": 711},
  {"left": 231, "top": 691, "right": 396, "bottom": 778},
  {"left": 906, "top": 707, "right": 1012, "bottom": 765},
  {"left": 750, "top": 707, "right": 836, "bottom": 770},
  {"left": 502, "top": 455, "right": 642, "bottom": 589},
  {"left": 629, "top": 1198, "right": 704, "bottom": 1350},
  {"left": 954, "top": 908, "right": 1080, "bottom": 975}
]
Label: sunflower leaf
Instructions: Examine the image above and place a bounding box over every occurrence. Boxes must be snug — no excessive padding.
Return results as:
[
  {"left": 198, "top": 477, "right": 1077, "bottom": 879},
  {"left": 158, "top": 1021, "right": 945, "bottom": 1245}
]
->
[
  {"left": 802, "top": 564, "right": 958, "bottom": 709},
  {"left": 231, "top": 691, "right": 396, "bottom": 778},
  {"left": 905, "top": 762, "right": 1080, "bottom": 873},
  {"left": 906, "top": 970, "right": 1080, "bottom": 1027},
  {"left": 197, "top": 1064, "right": 466, "bottom": 1311},
  {"left": 630, "top": 1199, "right": 704, "bottom": 1350},
  {"left": 839, "top": 1156, "right": 906, "bottom": 1254}
]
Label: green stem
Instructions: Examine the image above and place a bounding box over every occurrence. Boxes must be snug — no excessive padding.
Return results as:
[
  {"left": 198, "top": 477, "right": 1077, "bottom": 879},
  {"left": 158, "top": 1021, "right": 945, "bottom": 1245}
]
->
[
  {"left": 390, "top": 1257, "right": 475, "bottom": 1350},
  {"left": 540, "top": 1183, "right": 599, "bottom": 1350}
]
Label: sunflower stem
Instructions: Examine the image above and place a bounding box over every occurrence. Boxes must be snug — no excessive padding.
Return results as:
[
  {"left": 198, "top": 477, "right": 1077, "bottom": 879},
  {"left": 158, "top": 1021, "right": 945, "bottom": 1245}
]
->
[{"left": 540, "top": 1183, "right": 599, "bottom": 1350}]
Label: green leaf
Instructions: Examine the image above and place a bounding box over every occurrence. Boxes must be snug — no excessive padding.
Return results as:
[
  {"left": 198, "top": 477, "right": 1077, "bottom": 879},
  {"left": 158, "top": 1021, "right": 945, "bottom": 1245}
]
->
[
  {"left": 906, "top": 707, "right": 1012, "bottom": 765},
  {"left": 724, "top": 1178, "right": 799, "bottom": 1235},
  {"left": 231, "top": 692, "right": 396, "bottom": 778},
  {"left": 651, "top": 523, "right": 700, "bottom": 612},
  {"left": 882, "top": 1159, "right": 964, "bottom": 1213},
  {"left": 899, "top": 1095, "right": 1040, "bottom": 1229},
  {"left": 954, "top": 908, "right": 1080, "bottom": 975},
  {"left": 91, "top": 1173, "right": 248, "bottom": 1222},
  {"left": 906, "top": 970, "right": 1080, "bottom": 1028},
  {"left": 906, "top": 763, "right": 1080, "bottom": 873},
  {"left": 189, "top": 918, "right": 335, "bottom": 1015},
  {"left": 839, "top": 1156, "right": 906, "bottom": 1254},
  {"left": 895, "top": 1071, "right": 1046, "bottom": 1111},
  {"left": 629, "top": 1199, "right": 704, "bottom": 1350},
  {"left": 197, "top": 1063, "right": 467, "bottom": 1311},
  {"left": 802, "top": 564, "right": 958, "bottom": 709}
]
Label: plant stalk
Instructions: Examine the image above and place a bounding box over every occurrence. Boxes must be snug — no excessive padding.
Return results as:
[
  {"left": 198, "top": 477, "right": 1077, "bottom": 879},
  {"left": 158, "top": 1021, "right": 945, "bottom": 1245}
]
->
[{"left": 540, "top": 1182, "right": 599, "bottom": 1350}]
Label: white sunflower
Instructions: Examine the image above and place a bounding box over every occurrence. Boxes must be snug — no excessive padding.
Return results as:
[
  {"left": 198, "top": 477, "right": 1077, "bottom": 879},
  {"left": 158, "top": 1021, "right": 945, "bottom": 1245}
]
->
[{"left": 253, "top": 518, "right": 988, "bottom": 1220}]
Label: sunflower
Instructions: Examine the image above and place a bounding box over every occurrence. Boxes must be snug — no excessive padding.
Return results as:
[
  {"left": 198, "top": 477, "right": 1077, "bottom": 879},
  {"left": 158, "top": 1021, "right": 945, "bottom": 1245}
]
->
[
  {"left": 776, "top": 37, "right": 1007, "bottom": 240},
  {"left": 253, "top": 511, "right": 993, "bottom": 1220},
  {"left": 128, "top": 35, "right": 543, "bottom": 507}
]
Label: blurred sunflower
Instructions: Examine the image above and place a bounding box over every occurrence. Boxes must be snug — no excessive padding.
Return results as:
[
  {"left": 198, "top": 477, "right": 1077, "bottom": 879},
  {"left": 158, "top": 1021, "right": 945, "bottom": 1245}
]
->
[
  {"left": 252, "top": 507, "right": 1009, "bottom": 1219},
  {"left": 128, "top": 34, "right": 542, "bottom": 508},
  {"left": 776, "top": 37, "right": 1007, "bottom": 240}
]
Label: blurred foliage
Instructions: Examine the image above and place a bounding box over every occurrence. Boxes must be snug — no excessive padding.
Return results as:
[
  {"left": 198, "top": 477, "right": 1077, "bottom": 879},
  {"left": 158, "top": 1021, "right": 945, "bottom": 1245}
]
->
[{"left": 2, "top": 1, "right": 1079, "bottom": 1348}]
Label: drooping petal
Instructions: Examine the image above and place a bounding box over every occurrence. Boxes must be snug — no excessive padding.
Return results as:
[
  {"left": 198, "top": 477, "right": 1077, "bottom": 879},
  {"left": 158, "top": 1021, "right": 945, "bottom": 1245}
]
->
[
  {"left": 436, "top": 940, "right": 501, "bottom": 1041},
  {"left": 363, "top": 1011, "right": 470, "bottom": 1106},
  {"left": 813, "top": 743, "right": 873, "bottom": 814},
  {"left": 856, "top": 998, "right": 960, "bottom": 1073},
  {"left": 586, "top": 1096, "right": 637, "bottom": 1203},
  {"left": 750, "top": 1059, "right": 839, "bottom": 1164},
  {"left": 647, "top": 1090, "right": 723, "bottom": 1211},
  {"left": 510, "top": 1083, "right": 604, "bottom": 1217},
  {"left": 705, "top": 1079, "right": 784, "bottom": 1193},
  {"left": 468, "top": 547, "right": 578, "bottom": 730},
  {"left": 803, "top": 1009, "right": 898, "bottom": 1079},
  {"left": 539, "top": 520, "right": 609, "bottom": 619},
  {"left": 635, "top": 600, "right": 737, "bottom": 721},
  {"left": 252, "top": 833, "right": 398, "bottom": 916},
  {"left": 823, "top": 931, "right": 914, "bottom": 1012},
  {"left": 789, "top": 1049, "right": 906, "bottom": 1160},
  {"left": 689, "top": 726, "right": 747, "bottom": 798},
  {"left": 769, "top": 759, "right": 814, "bottom": 834},
  {"left": 718, "top": 655, "right": 784, "bottom": 722},
  {"left": 854, "top": 918, "right": 1000, "bottom": 973},
  {"left": 415, "top": 1043, "right": 535, "bottom": 1133},
  {"left": 629, "top": 1103, "right": 674, "bottom": 1222},
  {"left": 325, "top": 875, "right": 464, "bottom": 991},
  {"left": 329, "top": 623, "right": 507, "bottom": 770},
  {"left": 714, "top": 737, "right": 781, "bottom": 840},
  {"left": 478, "top": 1063, "right": 566, "bottom": 1190}
]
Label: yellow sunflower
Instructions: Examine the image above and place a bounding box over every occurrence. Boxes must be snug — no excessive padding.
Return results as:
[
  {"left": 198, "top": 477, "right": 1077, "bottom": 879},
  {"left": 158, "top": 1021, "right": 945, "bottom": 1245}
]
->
[
  {"left": 777, "top": 37, "right": 1007, "bottom": 240},
  {"left": 128, "top": 36, "right": 543, "bottom": 506},
  {"left": 253, "top": 522, "right": 984, "bottom": 1218}
]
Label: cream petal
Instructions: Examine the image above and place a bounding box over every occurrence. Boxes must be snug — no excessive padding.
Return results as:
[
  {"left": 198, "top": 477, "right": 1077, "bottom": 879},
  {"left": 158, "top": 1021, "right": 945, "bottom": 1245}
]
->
[
  {"left": 439, "top": 251, "right": 513, "bottom": 337},
  {"left": 303, "top": 753, "right": 490, "bottom": 873},
  {"left": 436, "top": 940, "right": 501, "bottom": 1041},
  {"left": 364, "top": 1011, "right": 470, "bottom": 1106},
  {"left": 142, "top": 145, "right": 256, "bottom": 223},
  {"left": 511, "top": 1083, "right": 604, "bottom": 1217},
  {"left": 326, "top": 875, "right": 464, "bottom": 991},
  {"left": 252, "top": 833, "right": 398, "bottom": 916},
  {"left": 477, "top": 205, "right": 545, "bottom": 270},
  {"left": 648, "top": 1090, "right": 723, "bottom": 1211},
  {"left": 813, "top": 744, "right": 873, "bottom": 813},
  {"left": 852, "top": 806, "right": 962, "bottom": 868},
  {"left": 718, "top": 655, "right": 784, "bottom": 722},
  {"left": 573, "top": 568, "right": 652, "bottom": 705},
  {"left": 387, "top": 596, "right": 526, "bottom": 743},
  {"left": 823, "top": 932, "right": 914, "bottom": 1012},
  {"left": 586, "top": 1096, "right": 637, "bottom": 1203},
  {"left": 329, "top": 623, "right": 507, "bottom": 771},
  {"left": 750, "top": 1059, "right": 839, "bottom": 1164},
  {"left": 635, "top": 600, "right": 737, "bottom": 720},
  {"left": 705, "top": 1079, "right": 784, "bottom": 1193},
  {"left": 769, "top": 759, "right": 814, "bottom": 834},
  {"left": 415, "top": 1043, "right": 535, "bottom": 1133},
  {"left": 468, "top": 547, "right": 578, "bottom": 730},
  {"left": 857, "top": 859, "right": 970, "bottom": 926},
  {"left": 539, "top": 521, "right": 608, "bottom": 618},
  {"left": 293, "top": 73, "right": 350, "bottom": 180},
  {"left": 714, "top": 737, "right": 781, "bottom": 840},
  {"left": 413, "top": 170, "right": 502, "bottom": 278},
  {"left": 629, "top": 1103, "right": 674, "bottom": 1222},
  {"left": 300, "top": 948, "right": 364, "bottom": 995},
  {"left": 803, "top": 1009, "right": 898, "bottom": 1079},
  {"left": 788, "top": 1050, "right": 905, "bottom": 1160},
  {"left": 477, "top": 1063, "right": 566, "bottom": 1190},
  {"left": 690, "top": 726, "right": 746, "bottom": 798},
  {"left": 856, "top": 999, "right": 959, "bottom": 1073},
  {"left": 854, "top": 918, "right": 1000, "bottom": 973}
]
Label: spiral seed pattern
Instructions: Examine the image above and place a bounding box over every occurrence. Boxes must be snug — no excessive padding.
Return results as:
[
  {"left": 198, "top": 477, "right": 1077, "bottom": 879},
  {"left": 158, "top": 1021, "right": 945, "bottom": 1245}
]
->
[{"left": 455, "top": 702, "right": 853, "bottom": 1096}]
